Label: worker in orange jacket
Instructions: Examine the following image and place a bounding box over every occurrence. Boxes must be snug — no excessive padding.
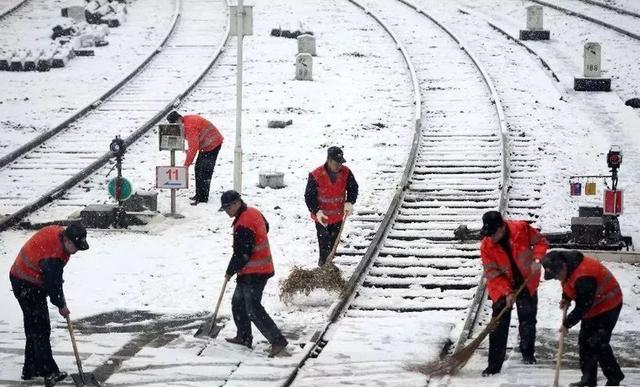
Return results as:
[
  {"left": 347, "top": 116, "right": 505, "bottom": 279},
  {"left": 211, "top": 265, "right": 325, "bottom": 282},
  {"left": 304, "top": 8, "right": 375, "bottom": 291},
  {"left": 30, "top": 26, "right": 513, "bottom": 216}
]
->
[
  {"left": 219, "top": 190, "right": 288, "bottom": 357},
  {"left": 167, "top": 111, "right": 223, "bottom": 205},
  {"left": 304, "top": 146, "right": 358, "bottom": 266},
  {"left": 9, "top": 224, "right": 89, "bottom": 387},
  {"left": 479, "top": 211, "right": 548, "bottom": 376},
  {"left": 543, "top": 250, "right": 624, "bottom": 387}
]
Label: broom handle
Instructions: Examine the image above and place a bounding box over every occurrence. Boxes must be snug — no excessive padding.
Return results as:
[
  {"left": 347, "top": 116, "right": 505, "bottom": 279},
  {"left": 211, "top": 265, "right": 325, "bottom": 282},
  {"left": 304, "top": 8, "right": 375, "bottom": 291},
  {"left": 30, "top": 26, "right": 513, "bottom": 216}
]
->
[
  {"left": 553, "top": 306, "right": 569, "bottom": 387},
  {"left": 65, "top": 315, "right": 85, "bottom": 378},
  {"left": 489, "top": 273, "right": 534, "bottom": 329},
  {"left": 324, "top": 214, "right": 347, "bottom": 265}
]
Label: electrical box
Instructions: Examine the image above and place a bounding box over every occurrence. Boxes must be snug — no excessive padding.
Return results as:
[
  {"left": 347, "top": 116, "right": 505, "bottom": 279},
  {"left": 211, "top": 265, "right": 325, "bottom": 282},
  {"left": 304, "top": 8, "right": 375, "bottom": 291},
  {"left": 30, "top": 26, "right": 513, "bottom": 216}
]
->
[
  {"left": 158, "top": 123, "right": 185, "bottom": 151},
  {"left": 571, "top": 217, "right": 604, "bottom": 245},
  {"left": 230, "top": 5, "right": 253, "bottom": 36}
]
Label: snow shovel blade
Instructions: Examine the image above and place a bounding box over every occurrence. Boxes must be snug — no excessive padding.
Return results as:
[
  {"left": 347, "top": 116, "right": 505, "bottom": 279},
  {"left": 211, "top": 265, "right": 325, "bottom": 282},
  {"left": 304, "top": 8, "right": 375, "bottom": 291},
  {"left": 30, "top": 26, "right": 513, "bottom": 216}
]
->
[
  {"left": 71, "top": 372, "right": 101, "bottom": 386},
  {"left": 194, "top": 317, "right": 225, "bottom": 339}
]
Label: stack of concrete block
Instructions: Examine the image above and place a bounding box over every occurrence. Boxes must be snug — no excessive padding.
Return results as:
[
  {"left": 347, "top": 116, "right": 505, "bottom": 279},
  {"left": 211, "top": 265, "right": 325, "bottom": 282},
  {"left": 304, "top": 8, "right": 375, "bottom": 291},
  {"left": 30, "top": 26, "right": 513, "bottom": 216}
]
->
[
  {"left": 1, "top": 0, "right": 119, "bottom": 72},
  {"left": 52, "top": 45, "right": 75, "bottom": 67},
  {"left": 84, "top": 0, "right": 127, "bottom": 27}
]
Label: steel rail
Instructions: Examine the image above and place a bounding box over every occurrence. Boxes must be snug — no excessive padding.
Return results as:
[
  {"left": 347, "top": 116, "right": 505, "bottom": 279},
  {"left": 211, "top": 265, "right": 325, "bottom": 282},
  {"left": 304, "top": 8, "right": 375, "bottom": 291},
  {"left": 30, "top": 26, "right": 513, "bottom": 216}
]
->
[
  {"left": 0, "top": 0, "right": 182, "bottom": 169},
  {"left": 576, "top": 0, "right": 640, "bottom": 19},
  {"left": 397, "top": 0, "right": 510, "bottom": 356},
  {"left": 283, "top": 0, "right": 509, "bottom": 384},
  {"left": 529, "top": 0, "right": 640, "bottom": 40},
  {"left": 281, "top": 0, "right": 422, "bottom": 384},
  {"left": 0, "top": 1, "right": 231, "bottom": 231},
  {"left": 0, "top": 0, "right": 28, "bottom": 19}
]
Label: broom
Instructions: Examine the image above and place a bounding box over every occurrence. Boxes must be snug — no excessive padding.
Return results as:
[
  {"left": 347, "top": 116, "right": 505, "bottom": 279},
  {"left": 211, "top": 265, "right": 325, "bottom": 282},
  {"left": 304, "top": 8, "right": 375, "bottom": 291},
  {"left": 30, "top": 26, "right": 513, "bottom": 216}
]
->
[
  {"left": 279, "top": 216, "right": 347, "bottom": 300},
  {"left": 412, "top": 275, "right": 533, "bottom": 376},
  {"left": 553, "top": 305, "right": 569, "bottom": 387}
]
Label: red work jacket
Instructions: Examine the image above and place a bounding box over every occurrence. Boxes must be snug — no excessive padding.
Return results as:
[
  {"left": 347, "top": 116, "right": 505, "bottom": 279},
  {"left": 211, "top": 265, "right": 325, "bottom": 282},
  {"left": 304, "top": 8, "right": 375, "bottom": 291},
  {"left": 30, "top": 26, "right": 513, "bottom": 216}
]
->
[
  {"left": 10, "top": 226, "right": 70, "bottom": 287},
  {"left": 563, "top": 256, "right": 622, "bottom": 319},
  {"left": 182, "top": 115, "right": 223, "bottom": 167},
  {"left": 310, "top": 165, "right": 350, "bottom": 225},
  {"left": 234, "top": 207, "right": 274, "bottom": 276},
  {"left": 481, "top": 220, "right": 548, "bottom": 302}
]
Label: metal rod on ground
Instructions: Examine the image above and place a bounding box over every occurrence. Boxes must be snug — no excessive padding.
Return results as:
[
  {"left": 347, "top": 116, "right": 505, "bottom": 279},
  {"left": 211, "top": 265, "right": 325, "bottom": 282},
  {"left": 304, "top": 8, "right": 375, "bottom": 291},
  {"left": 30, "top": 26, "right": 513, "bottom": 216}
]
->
[
  {"left": 553, "top": 305, "right": 569, "bottom": 387},
  {"left": 65, "top": 315, "right": 101, "bottom": 386}
]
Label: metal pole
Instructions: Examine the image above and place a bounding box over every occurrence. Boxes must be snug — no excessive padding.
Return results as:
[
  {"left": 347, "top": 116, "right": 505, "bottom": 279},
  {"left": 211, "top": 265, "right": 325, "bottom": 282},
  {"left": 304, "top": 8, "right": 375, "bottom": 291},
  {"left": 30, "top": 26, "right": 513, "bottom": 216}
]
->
[
  {"left": 233, "top": 0, "right": 244, "bottom": 193},
  {"left": 170, "top": 150, "right": 176, "bottom": 215}
]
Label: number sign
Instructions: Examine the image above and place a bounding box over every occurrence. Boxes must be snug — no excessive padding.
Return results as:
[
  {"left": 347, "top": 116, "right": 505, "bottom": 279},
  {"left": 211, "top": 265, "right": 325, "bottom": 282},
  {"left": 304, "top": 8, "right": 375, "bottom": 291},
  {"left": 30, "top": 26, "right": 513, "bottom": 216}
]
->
[{"left": 156, "top": 166, "right": 188, "bottom": 189}]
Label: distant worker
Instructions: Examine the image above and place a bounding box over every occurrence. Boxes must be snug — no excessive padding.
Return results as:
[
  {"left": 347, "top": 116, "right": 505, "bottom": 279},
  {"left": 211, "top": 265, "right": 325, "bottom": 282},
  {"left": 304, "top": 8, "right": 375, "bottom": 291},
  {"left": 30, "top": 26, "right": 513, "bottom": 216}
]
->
[
  {"left": 219, "top": 190, "right": 288, "bottom": 357},
  {"left": 304, "top": 146, "right": 358, "bottom": 266},
  {"left": 166, "top": 110, "right": 223, "bottom": 205},
  {"left": 9, "top": 224, "right": 89, "bottom": 387},
  {"left": 479, "top": 211, "right": 548, "bottom": 376},
  {"left": 542, "top": 250, "right": 624, "bottom": 387}
]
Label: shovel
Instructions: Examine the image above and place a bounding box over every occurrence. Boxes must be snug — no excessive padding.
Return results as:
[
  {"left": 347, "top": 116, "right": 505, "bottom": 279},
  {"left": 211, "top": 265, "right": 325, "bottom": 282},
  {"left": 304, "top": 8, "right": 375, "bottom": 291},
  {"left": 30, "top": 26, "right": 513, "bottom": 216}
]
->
[
  {"left": 553, "top": 305, "right": 569, "bottom": 387},
  {"left": 65, "top": 315, "right": 101, "bottom": 386},
  {"left": 194, "top": 276, "right": 229, "bottom": 339}
]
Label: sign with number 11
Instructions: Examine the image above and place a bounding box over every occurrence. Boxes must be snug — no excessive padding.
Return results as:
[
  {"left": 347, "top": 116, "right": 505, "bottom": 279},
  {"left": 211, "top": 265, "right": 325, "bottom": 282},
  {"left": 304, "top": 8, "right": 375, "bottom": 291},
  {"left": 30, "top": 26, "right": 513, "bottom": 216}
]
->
[{"left": 156, "top": 166, "right": 188, "bottom": 189}]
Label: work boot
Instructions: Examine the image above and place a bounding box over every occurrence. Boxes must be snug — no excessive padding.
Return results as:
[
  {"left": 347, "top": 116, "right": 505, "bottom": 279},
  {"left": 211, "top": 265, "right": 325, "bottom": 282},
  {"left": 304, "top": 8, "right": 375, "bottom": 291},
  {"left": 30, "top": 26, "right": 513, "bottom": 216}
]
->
[
  {"left": 225, "top": 336, "right": 252, "bottom": 348},
  {"left": 522, "top": 354, "right": 537, "bottom": 364},
  {"left": 44, "top": 371, "right": 67, "bottom": 387},
  {"left": 268, "top": 338, "right": 288, "bottom": 358},
  {"left": 606, "top": 378, "right": 624, "bottom": 386},
  {"left": 481, "top": 366, "right": 501, "bottom": 376},
  {"left": 189, "top": 195, "right": 197, "bottom": 201}
]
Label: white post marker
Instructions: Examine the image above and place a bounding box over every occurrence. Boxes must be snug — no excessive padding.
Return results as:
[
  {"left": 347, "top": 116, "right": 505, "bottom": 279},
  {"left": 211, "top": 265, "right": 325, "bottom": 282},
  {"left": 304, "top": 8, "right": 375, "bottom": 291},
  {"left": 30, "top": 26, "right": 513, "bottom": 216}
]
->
[
  {"left": 297, "top": 34, "right": 316, "bottom": 56},
  {"left": 526, "top": 5, "right": 543, "bottom": 30},
  {"left": 295, "top": 53, "right": 313, "bottom": 81},
  {"left": 583, "top": 42, "right": 601, "bottom": 77},
  {"left": 231, "top": 2, "right": 253, "bottom": 194},
  {"left": 520, "top": 5, "right": 549, "bottom": 40},
  {"left": 574, "top": 42, "right": 610, "bottom": 91}
]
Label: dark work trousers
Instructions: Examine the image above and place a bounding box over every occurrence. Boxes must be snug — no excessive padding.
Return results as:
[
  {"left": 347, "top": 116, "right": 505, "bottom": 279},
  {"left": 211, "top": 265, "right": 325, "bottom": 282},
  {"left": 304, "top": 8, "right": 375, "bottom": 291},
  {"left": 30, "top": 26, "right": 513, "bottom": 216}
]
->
[
  {"left": 578, "top": 304, "right": 624, "bottom": 386},
  {"left": 10, "top": 275, "right": 60, "bottom": 378},
  {"left": 315, "top": 221, "right": 342, "bottom": 266},
  {"left": 231, "top": 276, "right": 285, "bottom": 345},
  {"left": 487, "top": 289, "right": 538, "bottom": 370},
  {"left": 194, "top": 145, "right": 221, "bottom": 202}
]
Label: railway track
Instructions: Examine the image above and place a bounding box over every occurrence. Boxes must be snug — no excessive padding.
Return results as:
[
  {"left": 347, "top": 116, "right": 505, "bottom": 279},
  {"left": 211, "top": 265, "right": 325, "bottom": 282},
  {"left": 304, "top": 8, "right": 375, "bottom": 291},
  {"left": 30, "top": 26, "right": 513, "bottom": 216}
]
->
[
  {"left": 283, "top": 0, "right": 512, "bottom": 384},
  {"left": 0, "top": 0, "right": 28, "bottom": 19},
  {"left": 0, "top": 0, "right": 229, "bottom": 230},
  {"left": 0, "top": 0, "right": 559, "bottom": 385},
  {"left": 529, "top": 0, "right": 640, "bottom": 40}
]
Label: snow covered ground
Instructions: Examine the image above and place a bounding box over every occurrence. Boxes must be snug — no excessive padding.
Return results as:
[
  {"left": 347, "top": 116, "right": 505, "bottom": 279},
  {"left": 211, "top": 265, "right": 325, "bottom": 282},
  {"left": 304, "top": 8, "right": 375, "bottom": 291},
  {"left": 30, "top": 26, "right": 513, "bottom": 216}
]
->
[{"left": 1, "top": 0, "right": 639, "bottom": 386}]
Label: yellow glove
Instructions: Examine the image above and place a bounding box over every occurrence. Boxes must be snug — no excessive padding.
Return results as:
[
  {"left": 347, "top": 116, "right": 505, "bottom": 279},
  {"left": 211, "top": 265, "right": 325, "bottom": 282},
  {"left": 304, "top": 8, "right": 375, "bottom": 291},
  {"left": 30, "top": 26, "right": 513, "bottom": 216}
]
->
[{"left": 316, "top": 210, "right": 328, "bottom": 227}]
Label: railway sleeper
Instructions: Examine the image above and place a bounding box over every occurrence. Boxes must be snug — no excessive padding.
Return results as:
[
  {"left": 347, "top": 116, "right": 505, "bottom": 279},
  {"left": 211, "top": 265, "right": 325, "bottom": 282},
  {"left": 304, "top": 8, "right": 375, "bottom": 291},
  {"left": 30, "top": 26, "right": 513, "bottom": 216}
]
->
[{"left": 360, "top": 281, "right": 477, "bottom": 291}]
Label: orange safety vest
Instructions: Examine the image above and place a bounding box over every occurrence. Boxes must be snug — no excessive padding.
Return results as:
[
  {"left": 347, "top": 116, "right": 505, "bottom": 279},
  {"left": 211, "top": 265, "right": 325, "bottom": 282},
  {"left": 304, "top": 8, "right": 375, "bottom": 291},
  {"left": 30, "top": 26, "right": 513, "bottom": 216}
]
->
[
  {"left": 480, "top": 220, "right": 548, "bottom": 302},
  {"left": 183, "top": 115, "right": 224, "bottom": 166},
  {"left": 234, "top": 207, "right": 274, "bottom": 276},
  {"left": 9, "top": 226, "right": 70, "bottom": 287},
  {"left": 310, "top": 165, "right": 350, "bottom": 225},
  {"left": 562, "top": 256, "right": 622, "bottom": 319}
]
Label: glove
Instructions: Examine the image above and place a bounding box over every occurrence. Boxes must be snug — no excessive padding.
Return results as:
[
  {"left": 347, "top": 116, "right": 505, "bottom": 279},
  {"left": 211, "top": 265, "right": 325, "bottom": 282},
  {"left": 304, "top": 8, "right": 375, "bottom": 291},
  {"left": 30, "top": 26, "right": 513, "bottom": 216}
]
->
[
  {"left": 530, "top": 259, "right": 541, "bottom": 273},
  {"left": 316, "top": 210, "right": 328, "bottom": 227},
  {"left": 344, "top": 202, "right": 353, "bottom": 216}
]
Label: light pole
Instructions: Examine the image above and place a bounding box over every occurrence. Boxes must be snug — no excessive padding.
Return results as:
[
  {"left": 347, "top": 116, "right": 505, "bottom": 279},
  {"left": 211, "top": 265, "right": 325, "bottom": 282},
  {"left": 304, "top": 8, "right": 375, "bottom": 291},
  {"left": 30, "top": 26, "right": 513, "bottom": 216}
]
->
[{"left": 233, "top": 0, "right": 245, "bottom": 193}]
